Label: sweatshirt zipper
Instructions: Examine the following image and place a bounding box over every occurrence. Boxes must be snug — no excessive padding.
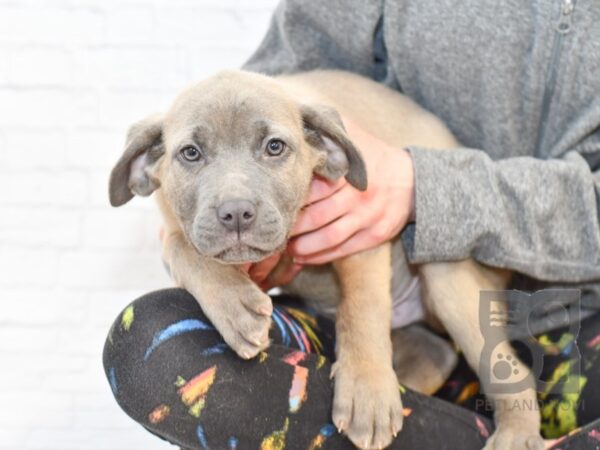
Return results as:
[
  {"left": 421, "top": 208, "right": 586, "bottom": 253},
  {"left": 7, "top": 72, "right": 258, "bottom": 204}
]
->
[{"left": 535, "top": 0, "right": 576, "bottom": 153}]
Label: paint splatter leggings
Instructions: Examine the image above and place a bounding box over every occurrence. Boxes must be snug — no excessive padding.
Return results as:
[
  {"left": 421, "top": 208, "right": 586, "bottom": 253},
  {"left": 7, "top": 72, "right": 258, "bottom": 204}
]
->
[{"left": 103, "top": 288, "right": 600, "bottom": 449}]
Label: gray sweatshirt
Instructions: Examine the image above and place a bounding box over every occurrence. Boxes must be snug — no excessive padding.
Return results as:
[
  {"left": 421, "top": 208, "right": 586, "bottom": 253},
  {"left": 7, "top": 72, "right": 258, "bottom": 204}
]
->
[{"left": 243, "top": 0, "right": 600, "bottom": 328}]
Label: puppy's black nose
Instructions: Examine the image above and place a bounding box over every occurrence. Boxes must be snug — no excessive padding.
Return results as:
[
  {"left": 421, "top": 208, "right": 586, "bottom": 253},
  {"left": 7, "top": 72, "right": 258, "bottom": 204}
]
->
[{"left": 217, "top": 199, "right": 257, "bottom": 232}]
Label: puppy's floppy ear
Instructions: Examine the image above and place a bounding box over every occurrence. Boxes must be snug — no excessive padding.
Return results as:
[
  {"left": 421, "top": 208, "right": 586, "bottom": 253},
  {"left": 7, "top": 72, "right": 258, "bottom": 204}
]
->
[
  {"left": 109, "top": 114, "right": 165, "bottom": 207},
  {"left": 301, "top": 104, "right": 367, "bottom": 191}
]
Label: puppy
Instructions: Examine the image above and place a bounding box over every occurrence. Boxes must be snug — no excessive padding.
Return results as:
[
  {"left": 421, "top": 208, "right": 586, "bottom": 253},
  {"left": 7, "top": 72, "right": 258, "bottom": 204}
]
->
[{"left": 109, "top": 70, "right": 544, "bottom": 450}]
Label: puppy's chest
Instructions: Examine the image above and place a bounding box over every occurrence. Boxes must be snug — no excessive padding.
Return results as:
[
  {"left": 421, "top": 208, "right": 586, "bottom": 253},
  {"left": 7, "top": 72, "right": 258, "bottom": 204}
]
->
[{"left": 283, "top": 240, "right": 424, "bottom": 328}]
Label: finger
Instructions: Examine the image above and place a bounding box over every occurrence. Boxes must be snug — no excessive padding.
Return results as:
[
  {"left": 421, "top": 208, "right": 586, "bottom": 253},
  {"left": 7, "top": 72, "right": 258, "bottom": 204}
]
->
[
  {"left": 261, "top": 263, "right": 303, "bottom": 291},
  {"left": 291, "top": 184, "right": 358, "bottom": 236},
  {"left": 239, "top": 262, "right": 253, "bottom": 274},
  {"left": 248, "top": 253, "right": 282, "bottom": 284},
  {"left": 305, "top": 176, "right": 346, "bottom": 205},
  {"left": 293, "top": 228, "right": 379, "bottom": 265},
  {"left": 289, "top": 213, "right": 363, "bottom": 256}
]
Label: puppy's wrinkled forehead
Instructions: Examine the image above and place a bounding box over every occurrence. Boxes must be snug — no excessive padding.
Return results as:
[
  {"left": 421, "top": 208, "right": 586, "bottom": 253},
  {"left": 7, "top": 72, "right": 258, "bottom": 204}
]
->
[{"left": 163, "top": 71, "right": 300, "bottom": 149}]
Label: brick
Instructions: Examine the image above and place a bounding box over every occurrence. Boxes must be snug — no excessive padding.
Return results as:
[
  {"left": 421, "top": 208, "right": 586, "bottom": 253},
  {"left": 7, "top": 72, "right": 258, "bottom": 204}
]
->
[
  {"left": 58, "top": 250, "right": 170, "bottom": 290},
  {"left": 106, "top": 5, "right": 155, "bottom": 44},
  {"left": 43, "top": 364, "right": 106, "bottom": 392},
  {"left": 72, "top": 409, "right": 139, "bottom": 429},
  {"left": 67, "top": 128, "right": 124, "bottom": 169},
  {"left": 96, "top": 90, "right": 173, "bottom": 128},
  {"left": 0, "top": 89, "right": 73, "bottom": 127},
  {"left": 0, "top": 429, "right": 25, "bottom": 448},
  {"left": 0, "top": 170, "right": 87, "bottom": 206},
  {"left": 9, "top": 47, "right": 73, "bottom": 86},
  {"left": 155, "top": 6, "right": 243, "bottom": 46},
  {"left": 0, "top": 289, "right": 86, "bottom": 325},
  {"left": 55, "top": 324, "right": 113, "bottom": 356},
  {"left": 0, "top": 326, "right": 59, "bottom": 352},
  {"left": 0, "top": 130, "right": 5, "bottom": 165},
  {"left": 73, "top": 392, "right": 125, "bottom": 410},
  {"left": 0, "top": 206, "right": 80, "bottom": 248},
  {"left": 73, "top": 47, "right": 188, "bottom": 89},
  {"left": 25, "top": 426, "right": 168, "bottom": 450},
  {"left": 89, "top": 169, "right": 113, "bottom": 207},
  {"left": 3, "top": 128, "right": 67, "bottom": 169},
  {"left": 157, "top": 0, "right": 277, "bottom": 7},
  {"left": 0, "top": 46, "right": 8, "bottom": 84},
  {"left": 0, "top": 6, "right": 105, "bottom": 45},
  {"left": 82, "top": 208, "right": 162, "bottom": 250},
  {"left": 0, "top": 249, "right": 59, "bottom": 287},
  {"left": 188, "top": 45, "right": 250, "bottom": 79},
  {"left": 1, "top": 353, "right": 87, "bottom": 373},
  {"left": 69, "top": 88, "right": 102, "bottom": 127},
  {"left": 0, "top": 392, "right": 73, "bottom": 427}
]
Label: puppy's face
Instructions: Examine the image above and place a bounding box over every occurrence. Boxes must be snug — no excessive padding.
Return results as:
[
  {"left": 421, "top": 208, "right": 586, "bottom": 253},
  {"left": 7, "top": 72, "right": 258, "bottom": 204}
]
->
[{"left": 109, "top": 71, "right": 366, "bottom": 264}]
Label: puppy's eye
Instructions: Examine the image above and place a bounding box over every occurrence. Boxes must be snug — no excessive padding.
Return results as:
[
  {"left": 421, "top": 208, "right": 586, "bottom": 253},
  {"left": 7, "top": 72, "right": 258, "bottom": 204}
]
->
[
  {"left": 180, "top": 146, "right": 202, "bottom": 162},
  {"left": 265, "top": 139, "right": 286, "bottom": 156}
]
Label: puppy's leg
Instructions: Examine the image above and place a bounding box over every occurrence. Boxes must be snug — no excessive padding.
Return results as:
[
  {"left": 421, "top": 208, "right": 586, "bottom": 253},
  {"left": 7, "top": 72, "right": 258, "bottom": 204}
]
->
[
  {"left": 162, "top": 231, "right": 272, "bottom": 359},
  {"left": 391, "top": 324, "right": 458, "bottom": 395},
  {"left": 421, "top": 260, "right": 544, "bottom": 450},
  {"left": 332, "top": 243, "right": 403, "bottom": 450}
]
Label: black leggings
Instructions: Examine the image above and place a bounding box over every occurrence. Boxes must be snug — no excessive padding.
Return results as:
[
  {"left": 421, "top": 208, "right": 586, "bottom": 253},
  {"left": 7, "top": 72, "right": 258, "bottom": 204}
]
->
[{"left": 103, "top": 288, "right": 600, "bottom": 449}]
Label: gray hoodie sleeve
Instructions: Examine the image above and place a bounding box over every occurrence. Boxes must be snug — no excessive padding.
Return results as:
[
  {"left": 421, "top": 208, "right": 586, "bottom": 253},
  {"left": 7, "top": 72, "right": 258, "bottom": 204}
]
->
[
  {"left": 402, "top": 145, "right": 600, "bottom": 283},
  {"left": 242, "top": 0, "right": 382, "bottom": 78}
]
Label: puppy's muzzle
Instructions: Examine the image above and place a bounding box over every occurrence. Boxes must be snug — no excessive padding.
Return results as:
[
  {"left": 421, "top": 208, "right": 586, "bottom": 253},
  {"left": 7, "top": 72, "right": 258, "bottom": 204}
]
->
[{"left": 217, "top": 198, "right": 257, "bottom": 233}]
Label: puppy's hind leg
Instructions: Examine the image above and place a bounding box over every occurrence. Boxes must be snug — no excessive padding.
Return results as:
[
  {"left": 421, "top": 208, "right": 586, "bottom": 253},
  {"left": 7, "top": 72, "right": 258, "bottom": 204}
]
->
[
  {"left": 391, "top": 324, "right": 458, "bottom": 395},
  {"left": 421, "top": 260, "right": 544, "bottom": 450}
]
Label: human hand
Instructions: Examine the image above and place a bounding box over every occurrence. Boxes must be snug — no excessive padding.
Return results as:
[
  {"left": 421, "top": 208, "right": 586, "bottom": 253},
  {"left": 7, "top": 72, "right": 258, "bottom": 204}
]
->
[{"left": 287, "top": 116, "right": 415, "bottom": 265}]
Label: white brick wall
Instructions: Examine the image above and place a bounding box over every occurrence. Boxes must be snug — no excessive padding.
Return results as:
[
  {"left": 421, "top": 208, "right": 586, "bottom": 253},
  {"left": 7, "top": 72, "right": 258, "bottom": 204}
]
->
[{"left": 0, "top": 1, "right": 278, "bottom": 448}]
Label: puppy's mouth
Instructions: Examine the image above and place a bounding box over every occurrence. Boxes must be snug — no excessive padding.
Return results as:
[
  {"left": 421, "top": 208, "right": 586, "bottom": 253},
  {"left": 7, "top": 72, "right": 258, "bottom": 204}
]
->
[
  {"left": 190, "top": 213, "right": 289, "bottom": 264},
  {"left": 214, "top": 242, "right": 276, "bottom": 264}
]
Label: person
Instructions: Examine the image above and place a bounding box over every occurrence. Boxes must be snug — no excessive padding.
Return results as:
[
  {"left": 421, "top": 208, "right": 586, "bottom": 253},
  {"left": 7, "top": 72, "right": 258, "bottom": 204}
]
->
[{"left": 103, "top": 1, "right": 600, "bottom": 448}]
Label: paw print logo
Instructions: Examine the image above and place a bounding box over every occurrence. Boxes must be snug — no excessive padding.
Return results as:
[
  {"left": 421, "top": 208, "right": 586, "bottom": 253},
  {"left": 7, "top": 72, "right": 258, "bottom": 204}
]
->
[
  {"left": 480, "top": 289, "right": 581, "bottom": 394},
  {"left": 492, "top": 353, "right": 520, "bottom": 381},
  {"left": 486, "top": 345, "right": 530, "bottom": 387}
]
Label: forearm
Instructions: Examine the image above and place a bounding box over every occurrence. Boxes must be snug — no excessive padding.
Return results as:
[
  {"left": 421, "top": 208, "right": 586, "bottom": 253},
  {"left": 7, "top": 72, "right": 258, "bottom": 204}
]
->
[{"left": 402, "top": 147, "right": 600, "bottom": 282}]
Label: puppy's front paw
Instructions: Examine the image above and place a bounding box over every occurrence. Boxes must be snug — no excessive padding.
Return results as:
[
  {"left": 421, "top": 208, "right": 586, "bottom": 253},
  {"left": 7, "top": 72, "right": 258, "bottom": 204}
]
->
[
  {"left": 203, "top": 285, "right": 273, "bottom": 360},
  {"left": 332, "top": 360, "right": 403, "bottom": 449},
  {"left": 483, "top": 425, "right": 544, "bottom": 450}
]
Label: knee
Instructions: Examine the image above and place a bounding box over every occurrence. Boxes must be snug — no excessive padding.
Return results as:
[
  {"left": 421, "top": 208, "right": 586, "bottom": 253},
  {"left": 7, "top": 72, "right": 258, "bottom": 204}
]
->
[
  {"left": 103, "top": 288, "right": 199, "bottom": 364},
  {"left": 102, "top": 288, "right": 217, "bottom": 418}
]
